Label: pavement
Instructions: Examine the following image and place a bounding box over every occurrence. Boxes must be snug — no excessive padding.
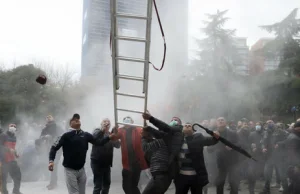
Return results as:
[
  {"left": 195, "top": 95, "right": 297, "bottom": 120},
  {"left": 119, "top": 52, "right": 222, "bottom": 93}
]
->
[{"left": 7, "top": 180, "right": 282, "bottom": 194}]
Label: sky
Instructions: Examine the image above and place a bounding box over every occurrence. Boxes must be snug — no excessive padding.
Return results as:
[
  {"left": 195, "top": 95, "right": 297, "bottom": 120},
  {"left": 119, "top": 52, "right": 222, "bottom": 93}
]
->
[{"left": 0, "top": 0, "right": 299, "bottom": 72}]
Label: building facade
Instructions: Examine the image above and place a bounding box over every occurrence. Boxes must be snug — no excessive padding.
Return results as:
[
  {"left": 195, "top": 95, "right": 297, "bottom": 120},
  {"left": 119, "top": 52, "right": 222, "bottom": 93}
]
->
[
  {"left": 234, "top": 37, "right": 250, "bottom": 75},
  {"left": 81, "top": 0, "right": 189, "bottom": 84},
  {"left": 249, "top": 38, "right": 280, "bottom": 75}
]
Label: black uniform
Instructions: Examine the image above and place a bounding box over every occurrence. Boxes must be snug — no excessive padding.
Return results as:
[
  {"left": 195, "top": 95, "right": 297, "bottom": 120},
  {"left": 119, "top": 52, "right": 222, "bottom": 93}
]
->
[{"left": 90, "top": 129, "right": 120, "bottom": 194}]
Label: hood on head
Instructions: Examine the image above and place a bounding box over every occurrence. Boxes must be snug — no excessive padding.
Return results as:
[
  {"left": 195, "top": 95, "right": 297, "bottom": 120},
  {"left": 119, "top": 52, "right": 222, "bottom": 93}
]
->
[{"left": 171, "top": 117, "right": 182, "bottom": 126}]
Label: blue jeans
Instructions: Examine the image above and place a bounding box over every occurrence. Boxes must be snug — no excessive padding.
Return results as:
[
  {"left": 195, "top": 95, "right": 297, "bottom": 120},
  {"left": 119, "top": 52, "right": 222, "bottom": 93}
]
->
[{"left": 91, "top": 163, "right": 111, "bottom": 194}]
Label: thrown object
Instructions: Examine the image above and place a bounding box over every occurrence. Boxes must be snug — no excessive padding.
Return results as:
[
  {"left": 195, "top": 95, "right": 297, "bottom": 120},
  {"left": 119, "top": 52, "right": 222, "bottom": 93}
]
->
[{"left": 36, "top": 75, "right": 47, "bottom": 85}]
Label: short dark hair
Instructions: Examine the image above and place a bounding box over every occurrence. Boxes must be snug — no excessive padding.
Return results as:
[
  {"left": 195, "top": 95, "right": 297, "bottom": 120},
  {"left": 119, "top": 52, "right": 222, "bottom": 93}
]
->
[{"left": 73, "top": 113, "right": 80, "bottom": 119}]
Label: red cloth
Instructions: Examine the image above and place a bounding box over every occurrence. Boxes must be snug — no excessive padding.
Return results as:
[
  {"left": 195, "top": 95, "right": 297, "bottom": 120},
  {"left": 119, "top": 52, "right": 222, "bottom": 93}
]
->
[
  {"left": 118, "top": 127, "right": 148, "bottom": 170},
  {"left": 4, "top": 141, "right": 16, "bottom": 162}
]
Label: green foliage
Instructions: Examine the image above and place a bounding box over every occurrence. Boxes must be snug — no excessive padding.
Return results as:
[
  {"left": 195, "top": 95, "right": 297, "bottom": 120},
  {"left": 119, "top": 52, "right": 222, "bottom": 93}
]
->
[
  {"left": 0, "top": 64, "right": 78, "bottom": 126},
  {"left": 260, "top": 8, "right": 300, "bottom": 76},
  {"left": 197, "top": 10, "right": 240, "bottom": 71}
]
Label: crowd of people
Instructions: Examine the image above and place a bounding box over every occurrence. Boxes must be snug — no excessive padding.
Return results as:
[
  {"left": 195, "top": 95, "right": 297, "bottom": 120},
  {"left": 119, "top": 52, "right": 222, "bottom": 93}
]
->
[{"left": 0, "top": 112, "right": 300, "bottom": 194}]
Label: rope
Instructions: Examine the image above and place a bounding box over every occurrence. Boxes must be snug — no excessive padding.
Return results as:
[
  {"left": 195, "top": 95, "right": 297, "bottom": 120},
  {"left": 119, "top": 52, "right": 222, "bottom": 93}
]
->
[
  {"left": 150, "top": 0, "right": 166, "bottom": 71},
  {"left": 110, "top": 0, "right": 166, "bottom": 71}
]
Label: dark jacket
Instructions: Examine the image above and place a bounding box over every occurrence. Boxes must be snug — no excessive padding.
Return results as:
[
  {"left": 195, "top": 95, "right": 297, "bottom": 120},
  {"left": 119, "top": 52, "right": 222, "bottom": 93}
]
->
[
  {"left": 208, "top": 128, "right": 239, "bottom": 168},
  {"left": 277, "top": 131, "right": 300, "bottom": 166},
  {"left": 148, "top": 116, "right": 184, "bottom": 178},
  {"left": 49, "top": 129, "right": 110, "bottom": 170},
  {"left": 90, "top": 128, "right": 120, "bottom": 167},
  {"left": 248, "top": 130, "right": 264, "bottom": 158},
  {"left": 262, "top": 129, "right": 288, "bottom": 159},
  {"left": 142, "top": 126, "right": 169, "bottom": 175},
  {"left": 184, "top": 133, "right": 218, "bottom": 186},
  {"left": 41, "top": 121, "right": 63, "bottom": 138},
  {"left": 0, "top": 130, "right": 5, "bottom": 162}
]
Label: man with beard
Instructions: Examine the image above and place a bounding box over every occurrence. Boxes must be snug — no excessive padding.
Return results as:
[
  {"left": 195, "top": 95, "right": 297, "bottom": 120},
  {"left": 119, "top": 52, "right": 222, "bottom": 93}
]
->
[
  {"left": 90, "top": 118, "right": 120, "bottom": 194},
  {"left": 36, "top": 115, "right": 64, "bottom": 190},
  {"left": 209, "top": 117, "right": 240, "bottom": 194},
  {"left": 247, "top": 122, "right": 265, "bottom": 194},
  {"left": 49, "top": 115, "right": 118, "bottom": 194},
  {"left": 114, "top": 116, "right": 148, "bottom": 194},
  {"left": 275, "top": 121, "right": 300, "bottom": 194},
  {"left": 1, "top": 124, "right": 22, "bottom": 194}
]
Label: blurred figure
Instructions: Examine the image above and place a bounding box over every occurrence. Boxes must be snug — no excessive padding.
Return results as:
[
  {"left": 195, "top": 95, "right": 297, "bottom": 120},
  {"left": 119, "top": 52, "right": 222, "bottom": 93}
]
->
[
  {"left": 237, "top": 121, "right": 243, "bottom": 131},
  {"left": 247, "top": 122, "right": 265, "bottom": 194},
  {"left": 228, "top": 120, "right": 237, "bottom": 131},
  {"left": 260, "top": 120, "right": 288, "bottom": 194},
  {"left": 1, "top": 124, "right": 23, "bottom": 194},
  {"left": 114, "top": 117, "right": 148, "bottom": 194},
  {"left": 248, "top": 121, "right": 255, "bottom": 132},
  {"left": 209, "top": 119, "right": 218, "bottom": 131},
  {"left": 90, "top": 118, "right": 120, "bottom": 194},
  {"left": 237, "top": 123, "right": 250, "bottom": 183},
  {"left": 202, "top": 120, "right": 209, "bottom": 128},
  {"left": 276, "top": 121, "right": 300, "bottom": 194},
  {"left": 209, "top": 117, "right": 240, "bottom": 194},
  {"left": 36, "top": 115, "right": 64, "bottom": 190}
]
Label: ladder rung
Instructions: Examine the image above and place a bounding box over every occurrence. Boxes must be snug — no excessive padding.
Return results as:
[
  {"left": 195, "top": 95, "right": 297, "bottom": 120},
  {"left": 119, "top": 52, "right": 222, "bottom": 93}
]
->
[
  {"left": 116, "top": 36, "right": 147, "bottom": 43},
  {"left": 117, "top": 122, "right": 144, "bottom": 128},
  {"left": 117, "top": 74, "right": 144, "bottom": 81},
  {"left": 116, "top": 92, "right": 145, "bottom": 99},
  {"left": 117, "top": 108, "right": 143, "bottom": 114},
  {"left": 116, "top": 13, "right": 148, "bottom": 20},
  {"left": 116, "top": 56, "right": 146, "bottom": 63}
]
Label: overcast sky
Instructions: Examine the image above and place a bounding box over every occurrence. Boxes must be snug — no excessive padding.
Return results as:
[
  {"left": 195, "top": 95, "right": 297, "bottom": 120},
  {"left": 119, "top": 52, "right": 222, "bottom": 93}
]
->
[{"left": 0, "top": 0, "right": 299, "bottom": 71}]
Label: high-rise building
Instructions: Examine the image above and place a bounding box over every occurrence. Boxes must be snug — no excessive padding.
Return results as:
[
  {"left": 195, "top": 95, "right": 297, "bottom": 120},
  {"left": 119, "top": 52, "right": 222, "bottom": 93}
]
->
[{"left": 81, "top": 0, "right": 189, "bottom": 84}]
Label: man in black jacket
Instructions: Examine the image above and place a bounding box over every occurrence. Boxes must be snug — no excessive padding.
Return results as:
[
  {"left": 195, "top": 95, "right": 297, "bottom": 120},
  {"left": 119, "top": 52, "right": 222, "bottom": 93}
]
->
[
  {"left": 260, "top": 120, "right": 288, "bottom": 194},
  {"left": 141, "top": 126, "right": 170, "bottom": 194},
  {"left": 90, "top": 118, "right": 120, "bottom": 194},
  {"left": 174, "top": 122, "right": 219, "bottom": 194},
  {"left": 48, "top": 116, "right": 118, "bottom": 194},
  {"left": 247, "top": 122, "right": 264, "bottom": 194},
  {"left": 142, "top": 112, "right": 183, "bottom": 180},
  {"left": 276, "top": 121, "right": 300, "bottom": 194},
  {"left": 208, "top": 117, "right": 240, "bottom": 194}
]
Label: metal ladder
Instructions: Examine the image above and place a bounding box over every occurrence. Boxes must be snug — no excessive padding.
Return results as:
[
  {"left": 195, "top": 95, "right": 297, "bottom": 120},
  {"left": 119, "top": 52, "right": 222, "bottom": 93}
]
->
[{"left": 110, "top": 0, "right": 153, "bottom": 128}]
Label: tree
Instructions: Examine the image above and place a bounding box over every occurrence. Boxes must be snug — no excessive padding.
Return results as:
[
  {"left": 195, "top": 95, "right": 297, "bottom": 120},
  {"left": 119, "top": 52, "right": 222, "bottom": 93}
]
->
[
  {"left": 197, "top": 10, "right": 239, "bottom": 73},
  {"left": 33, "top": 60, "right": 77, "bottom": 91},
  {"left": 0, "top": 64, "right": 80, "bottom": 126},
  {"left": 260, "top": 8, "right": 300, "bottom": 76}
]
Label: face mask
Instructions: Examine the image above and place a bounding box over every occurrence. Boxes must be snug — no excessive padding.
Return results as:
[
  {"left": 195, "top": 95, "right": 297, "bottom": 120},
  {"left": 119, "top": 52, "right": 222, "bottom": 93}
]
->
[
  {"left": 169, "top": 120, "right": 178, "bottom": 126},
  {"left": 123, "top": 117, "right": 133, "bottom": 124},
  {"left": 8, "top": 127, "right": 17, "bottom": 134},
  {"left": 256, "top": 125, "right": 262, "bottom": 131}
]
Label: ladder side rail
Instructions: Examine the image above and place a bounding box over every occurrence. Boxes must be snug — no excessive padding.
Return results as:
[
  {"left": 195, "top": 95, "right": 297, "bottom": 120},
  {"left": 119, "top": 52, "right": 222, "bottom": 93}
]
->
[
  {"left": 110, "top": 0, "right": 119, "bottom": 127},
  {"left": 143, "top": 0, "right": 153, "bottom": 126}
]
